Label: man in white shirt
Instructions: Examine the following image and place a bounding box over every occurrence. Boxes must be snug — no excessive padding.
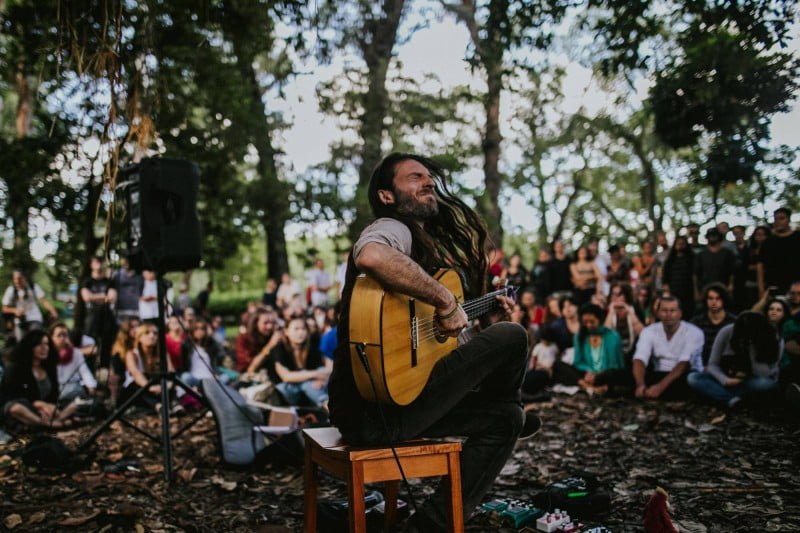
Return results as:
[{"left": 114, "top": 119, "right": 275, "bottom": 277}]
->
[
  {"left": 306, "top": 258, "right": 332, "bottom": 308},
  {"left": 633, "top": 296, "right": 704, "bottom": 400}
]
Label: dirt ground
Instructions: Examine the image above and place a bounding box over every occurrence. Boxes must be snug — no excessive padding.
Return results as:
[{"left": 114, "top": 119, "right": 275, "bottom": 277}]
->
[{"left": 1, "top": 394, "right": 798, "bottom": 532}]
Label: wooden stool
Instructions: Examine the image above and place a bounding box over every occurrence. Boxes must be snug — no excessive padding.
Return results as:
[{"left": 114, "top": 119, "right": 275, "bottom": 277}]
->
[{"left": 303, "top": 427, "right": 463, "bottom": 533}]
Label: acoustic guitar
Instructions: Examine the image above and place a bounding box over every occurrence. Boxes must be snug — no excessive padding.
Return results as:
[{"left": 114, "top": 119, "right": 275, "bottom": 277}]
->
[{"left": 349, "top": 268, "right": 513, "bottom": 406}]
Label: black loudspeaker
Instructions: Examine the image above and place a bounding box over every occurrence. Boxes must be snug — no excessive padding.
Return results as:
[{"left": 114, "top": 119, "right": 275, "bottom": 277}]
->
[{"left": 118, "top": 158, "right": 202, "bottom": 272}]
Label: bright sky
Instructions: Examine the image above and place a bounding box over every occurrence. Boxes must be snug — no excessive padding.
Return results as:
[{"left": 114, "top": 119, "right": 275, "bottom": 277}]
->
[{"left": 28, "top": 14, "right": 800, "bottom": 260}]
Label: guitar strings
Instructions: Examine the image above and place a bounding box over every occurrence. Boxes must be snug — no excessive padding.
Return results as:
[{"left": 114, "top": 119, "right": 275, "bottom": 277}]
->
[
  {"left": 413, "top": 292, "right": 506, "bottom": 343},
  {"left": 413, "top": 290, "right": 506, "bottom": 328}
]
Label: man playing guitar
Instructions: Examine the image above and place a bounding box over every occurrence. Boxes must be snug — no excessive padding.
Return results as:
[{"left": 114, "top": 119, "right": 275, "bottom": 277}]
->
[{"left": 328, "top": 152, "right": 540, "bottom": 532}]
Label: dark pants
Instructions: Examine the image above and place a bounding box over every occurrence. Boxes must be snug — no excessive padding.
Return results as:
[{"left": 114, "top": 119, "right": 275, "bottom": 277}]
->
[
  {"left": 553, "top": 361, "right": 633, "bottom": 394},
  {"left": 339, "top": 322, "right": 529, "bottom": 531},
  {"left": 645, "top": 369, "right": 691, "bottom": 400}
]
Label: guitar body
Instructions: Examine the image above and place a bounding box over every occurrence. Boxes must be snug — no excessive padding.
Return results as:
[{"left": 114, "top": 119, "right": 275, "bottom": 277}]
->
[{"left": 349, "top": 269, "right": 464, "bottom": 406}]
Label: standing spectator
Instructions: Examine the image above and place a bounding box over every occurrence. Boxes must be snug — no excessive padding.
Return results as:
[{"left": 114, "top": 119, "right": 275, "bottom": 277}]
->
[
  {"left": 633, "top": 296, "right": 704, "bottom": 400},
  {"left": 743, "top": 226, "right": 771, "bottom": 307},
  {"left": 51, "top": 323, "right": 97, "bottom": 403},
  {"left": 530, "top": 247, "right": 553, "bottom": 302},
  {"left": 138, "top": 270, "right": 160, "bottom": 323},
  {"left": 694, "top": 228, "right": 736, "bottom": 301},
  {"left": 111, "top": 257, "right": 142, "bottom": 322},
  {"left": 587, "top": 237, "right": 610, "bottom": 295},
  {"left": 631, "top": 241, "right": 658, "bottom": 287},
  {"left": 504, "top": 253, "right": 529, "bottom": 289},
  {"left": 691, "top": 284, "right": 736, "bottom": 367},
  {"left": 80, "top": 256, "right": 117, "bottom": 369},
  {"left": 716, "top": 221, "right": 738, "bottom": 254},
  {"left": 758, "top": 207, "right": 800, "bottom": 297},
  {"left": 210, "top": 316, "right": 227, "bottom": 349},
  {"left": 543, "top": 295, "right": 581, "bottom": 355},
  {"left": 276, "top": 272, "right": 304, "bottom": 310},
  {"left": 688, "top": 312, "right": 781, "bottom": 408},
  {"left": 195, "top": 282, "right": 213, "bottom": 319},
  {"left": 335, "top": 251, "right": 349, "bottom": 299},
  {"left": 606, "top": 244, "right": 631, "bottom": 285},
  {"left": 686, "top": 223, "right": 704, "bottom": 255},
  {"left": 262, "top": 278, "right": 278, "bottom": 308},
  {"left": 0, "top": 330, "right": 79, "bottom": 429},
  {"left": 789, "top": 281, "right": 800, "bottom": 316},
  {"left": 731, "top": 225, "right": 752, "bottom": 312},
  {"left": 550, "top": 240, "right": 573, "bottom": 294},
  {"left": 306, "top": 258, "right": 333, "bottom": 308},
  {"left": 487, "top": 246, "right": 505, "bottom": 286},
  {"left": 2, "top": 269, "right": 58, "bottom": 341},
  {"left": 174, "top": 283, "right": 193, "bottom": 317},
  {"left": 661, "top": 235, "right": 695, "bottom": 316},
  {"left": 570, "top": 245, "right": 602, "bottom": 305}
]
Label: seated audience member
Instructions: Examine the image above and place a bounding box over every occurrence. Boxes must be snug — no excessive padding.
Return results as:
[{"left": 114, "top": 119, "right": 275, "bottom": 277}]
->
[
  {"left": 760, "top": 298, "right": 790, "bottom": 333},
  {"left": 530, "top": 247, "right": 553, "bottom": 302},
  {"left": 276, "top": 272, "right": 304, "bottom": 310},
  {"left": 605, "top": 282, "right": 645, "bottom": 357},
  {"left": 543, "top": 295, "right": 561, "bottom": 326},
  {"left": 210, "top": 315, "right": 227, "bottom": 348},
  {"left": 165, "top": 316, "right": 186, "bottom": 372},
  {"left": 519, "top": 289, "right": 545, "bottom": 331},
  {"left": 691, "top": 283, "right": 736, "bottom": 366},
  {"left": 544, "top": 295, "right": 581, "bottom": 356},
  {"left": 262, "top": 278, "right": 278, "bottom": 308},
  {"left": 319, "top": 303, "right": 340, "bottom": 361},
  {"left": 570, "top": 245, "right": 602, "bottom": 304},
  {"left": 634, "top": 285, "right": 655, "bottom": 325},
  {"left": 780, "top": 306, "right": 800, "bottom": 390},
  {"left": 789, "top": 281, "right": 800, "bottom": 316},
  {"left": 120, "top": 323, "right": 173, "bottom": 412},
  {"left": 633, "top": 296, "right": 704, "bottom": 400},
  {"left": 268, "top": 315, "right": 331, "bottom": 408},
  {"left": 180, "top": 318, "right": 227, "bottom": 386},
  {"left": 553, "top": 304, "right": 626, "bottom": 394},
  {"left": 522, "top": 327, "right": 559, "bottom": 399},
  {"left": 0, "top": 330, "right": 78, "bottom": 429},
  {"left": 688, "top": 312, "right": 781, "bottom": 408},
  {"left": 109, "top": 319, "right": 138, "bottom": 405},
  {"left": 661, "top": 235, "right": 695, "bottom": 315},
  {"left": 235, "top": 309, "right": 284, "bottom": 374},
  {"left": 50, "top": 323, "right": 97, "bottom": 402}
]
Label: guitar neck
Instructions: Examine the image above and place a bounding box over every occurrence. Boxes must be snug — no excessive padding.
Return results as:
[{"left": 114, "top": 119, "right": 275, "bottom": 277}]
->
[{"left": 461, "top": 289, "right": 507, "bottom": 321}]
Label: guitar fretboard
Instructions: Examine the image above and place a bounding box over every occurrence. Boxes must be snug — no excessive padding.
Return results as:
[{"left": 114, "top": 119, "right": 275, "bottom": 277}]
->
[{"left": 461, "top": 288, "right": 508, "bottom": 321}]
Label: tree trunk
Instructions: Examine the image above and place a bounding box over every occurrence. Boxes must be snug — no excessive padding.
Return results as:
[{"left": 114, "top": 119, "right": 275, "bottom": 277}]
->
[
  {"left": 349, "top": 0, "right": 405, "bottom": 243},
  {"left": 8, "top": 61, "right": 34, "bottom": 272},
  {"left": 481, "top": 63, "right": 504, "bottom": 246},
  {"left": 222, "top": 1, "right": 290, "bottom": 279}
]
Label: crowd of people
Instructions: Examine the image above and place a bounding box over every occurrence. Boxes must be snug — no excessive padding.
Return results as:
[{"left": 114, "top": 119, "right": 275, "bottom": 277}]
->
[{"left": 1, "top": 207, "right": 798, "bottom": 439}]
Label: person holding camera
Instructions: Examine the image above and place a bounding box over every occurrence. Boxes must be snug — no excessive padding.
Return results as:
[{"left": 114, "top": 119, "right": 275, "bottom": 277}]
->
[{"left": 2, "top": 270, "right": 58, "bottom": 341}]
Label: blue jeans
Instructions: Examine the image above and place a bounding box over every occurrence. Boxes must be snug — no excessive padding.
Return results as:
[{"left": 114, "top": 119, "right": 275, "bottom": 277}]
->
[
  {"left": 687, "top": 371, "right": 779, "bottom": 404},
  {"left": 276, "top": 380, "right": 328, "bottom": 407},
  {"left": 339, "top": 322, "right": 529, "bottom": 531}
]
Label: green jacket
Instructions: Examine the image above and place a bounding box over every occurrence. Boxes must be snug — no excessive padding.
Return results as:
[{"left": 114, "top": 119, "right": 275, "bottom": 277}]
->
[{"left": 572, "top": 326, "right": 625, "bottom": 373}]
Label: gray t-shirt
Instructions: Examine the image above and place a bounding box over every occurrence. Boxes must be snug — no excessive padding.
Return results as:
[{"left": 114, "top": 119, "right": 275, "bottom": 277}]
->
[{"left": 352, "top": 218, "right": 413, "bottom": 262}]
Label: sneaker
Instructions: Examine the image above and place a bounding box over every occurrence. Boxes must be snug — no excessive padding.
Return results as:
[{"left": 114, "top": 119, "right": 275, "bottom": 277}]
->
[
  {"left": 519, "top": 411, "right": 542, "bottom": 441},
  {"left": 727, "top": 396, "right": 742, "bottom": 409}
]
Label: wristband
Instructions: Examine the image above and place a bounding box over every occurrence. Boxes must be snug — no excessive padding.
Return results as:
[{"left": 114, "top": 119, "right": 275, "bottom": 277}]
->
[{"left": 436, "top": 296, "right": 461, "bottom": 320}]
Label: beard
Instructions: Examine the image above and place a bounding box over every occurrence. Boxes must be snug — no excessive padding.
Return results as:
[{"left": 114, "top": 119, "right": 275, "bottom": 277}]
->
[{"left": 394, "top": 189, "right": 439, "bottom": 219}]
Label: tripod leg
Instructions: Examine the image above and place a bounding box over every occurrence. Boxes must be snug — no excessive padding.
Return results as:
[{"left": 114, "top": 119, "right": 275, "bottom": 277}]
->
[
  {"left": 159, "top": 371, "right": 173, "bottom": 482},
  {"left": 78, "top": 376, "right": 158, "bottom": 452}
]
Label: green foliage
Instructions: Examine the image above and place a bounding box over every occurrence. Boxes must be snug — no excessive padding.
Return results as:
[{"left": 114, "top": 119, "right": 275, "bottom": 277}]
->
[{"left": 207, "top": 290, "right": 263, "bottom": 319}]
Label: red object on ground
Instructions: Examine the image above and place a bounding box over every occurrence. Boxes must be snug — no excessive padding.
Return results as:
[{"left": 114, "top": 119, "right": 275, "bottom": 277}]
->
[{"left": 643, "top": 487, "right": 678, "bottom": 533}]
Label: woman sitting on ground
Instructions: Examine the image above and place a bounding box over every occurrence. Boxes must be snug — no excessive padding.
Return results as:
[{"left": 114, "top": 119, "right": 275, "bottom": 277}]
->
[
  {"left": 0, "top": 329, "right": 78, "bottom": 429},
  {"left": 553, "top": 304, "right": 627, "bottom": 394},
  {"left": 120, "top": 323, "right": 173, "bottom": 412},
  {"left": 268, "top": 315, "right": 331, "bottom": 408},
  {"left": 687, "top": 312, "right": 781, "bottom": 408},
  {"left": 605, "top": 282, "right": 645, "bottom": 358},
  {"left": 236, "top": 308, "right": 284, "bottom": 374},
  {"left": 180, "top": 318, "right": 227, "bottom": 386},
  {"left": 109, "top": 318, "right": 138, "bottom": 405}
]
